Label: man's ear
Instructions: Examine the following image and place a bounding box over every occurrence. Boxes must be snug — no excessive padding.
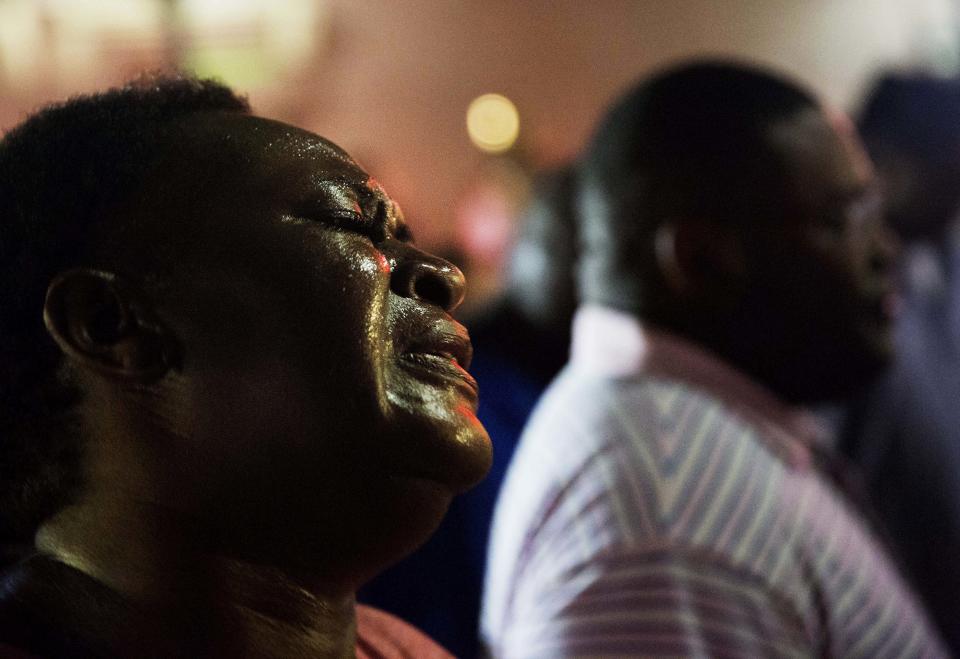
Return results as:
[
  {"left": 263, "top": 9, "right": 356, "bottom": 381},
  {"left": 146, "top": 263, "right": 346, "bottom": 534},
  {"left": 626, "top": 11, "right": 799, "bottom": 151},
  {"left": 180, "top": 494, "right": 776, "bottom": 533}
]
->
[
  {"left": 43, "top": 268, "right": 174, "bottom": 382},
  {"left": 655, "top": 218, "right": 747, "bottom": 298}
]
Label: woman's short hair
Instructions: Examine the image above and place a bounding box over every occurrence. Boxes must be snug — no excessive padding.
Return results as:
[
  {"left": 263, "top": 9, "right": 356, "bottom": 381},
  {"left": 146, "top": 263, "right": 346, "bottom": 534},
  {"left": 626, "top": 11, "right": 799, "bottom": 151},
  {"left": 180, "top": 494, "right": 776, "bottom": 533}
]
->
[{"left": 0, "top": 75, "right": 249, "bottom": 541}]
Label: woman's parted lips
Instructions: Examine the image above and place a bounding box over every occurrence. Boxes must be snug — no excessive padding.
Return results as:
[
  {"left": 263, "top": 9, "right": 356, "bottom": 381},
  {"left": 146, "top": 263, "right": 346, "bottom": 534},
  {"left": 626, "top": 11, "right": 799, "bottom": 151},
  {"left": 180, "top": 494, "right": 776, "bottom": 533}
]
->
[
  {"left": 403, "top": 322, "right": 473, "bottom": 370},
  {"left": 388, "top": 321, "right": 489, "bottom": 491},
  {"left": 400, "top": 322, "right": 479, "bottom": 395}
]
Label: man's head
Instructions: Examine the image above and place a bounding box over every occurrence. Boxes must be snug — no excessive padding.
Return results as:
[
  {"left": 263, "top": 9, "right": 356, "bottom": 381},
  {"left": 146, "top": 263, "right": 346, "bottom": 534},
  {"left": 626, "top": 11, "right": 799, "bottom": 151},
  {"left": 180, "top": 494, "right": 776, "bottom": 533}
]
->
[
  {"left": 505, "top": 165, "right": 578, "bottom": 331},
  {"left": 578, "top": 61, "right": 899, "bottom": 403},
  {"left": 0, "top": 76, "right": 491, "bottom": 587},
  {"left": 858, "top": 73, "right": 960, "bottom": 243}
]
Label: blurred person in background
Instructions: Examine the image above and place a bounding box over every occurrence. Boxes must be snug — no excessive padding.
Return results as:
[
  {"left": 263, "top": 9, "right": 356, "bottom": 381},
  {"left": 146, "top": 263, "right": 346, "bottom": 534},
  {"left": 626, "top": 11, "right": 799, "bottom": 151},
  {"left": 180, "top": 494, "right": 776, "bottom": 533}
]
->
[
  {"left": 360, "top": 165, "right": 578, "bottom": 658},
  {"left": 0, "top": 74, "right": 491, "bottom": 658},
  {"left": 839, "top": 73, "right": 960, "bottom": 653},
  {"left": 482, "top": 61, "right": 947, "bottom": 657}
]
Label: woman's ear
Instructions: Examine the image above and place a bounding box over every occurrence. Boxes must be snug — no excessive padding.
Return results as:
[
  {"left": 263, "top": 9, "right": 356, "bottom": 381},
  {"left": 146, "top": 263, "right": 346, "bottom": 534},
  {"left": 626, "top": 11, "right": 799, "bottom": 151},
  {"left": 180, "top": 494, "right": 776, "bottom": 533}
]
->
[
  {"left": 655, "top": 218, "right": 747, "bottom": 299},
  {"left": 43, "top": 268, "right": 174, "bottom": 382}
]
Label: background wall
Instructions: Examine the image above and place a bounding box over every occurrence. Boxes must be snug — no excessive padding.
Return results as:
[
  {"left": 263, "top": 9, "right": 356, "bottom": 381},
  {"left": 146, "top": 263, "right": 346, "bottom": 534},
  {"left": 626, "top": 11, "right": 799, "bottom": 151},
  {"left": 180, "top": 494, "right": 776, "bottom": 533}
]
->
[
  {"left": 1, "top": 0, "right": 958, "bottom": 252},
  {"left": 303, "top": 0, "right": 960, "bottom": 248}
]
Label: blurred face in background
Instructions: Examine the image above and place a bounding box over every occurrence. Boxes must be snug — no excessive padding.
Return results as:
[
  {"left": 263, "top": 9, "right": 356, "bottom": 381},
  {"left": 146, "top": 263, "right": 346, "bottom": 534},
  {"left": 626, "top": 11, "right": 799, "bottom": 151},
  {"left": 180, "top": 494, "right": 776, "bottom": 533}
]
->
[
  {"left": 736, "top": 107, "right": 900, "bottom": 401},
  {"left": 507, "top": 167, "right": 578, "bottom": 330},
  {"left": 869, "top": 144, "right": 960, "bottom": 243}
]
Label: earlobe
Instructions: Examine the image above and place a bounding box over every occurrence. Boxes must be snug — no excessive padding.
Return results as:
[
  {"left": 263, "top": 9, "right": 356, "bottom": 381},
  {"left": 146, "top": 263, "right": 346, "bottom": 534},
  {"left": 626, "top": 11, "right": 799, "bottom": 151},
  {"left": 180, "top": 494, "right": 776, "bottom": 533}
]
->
[
  {"left": 655, "top": 219, "right": 747, "bottom": 298},
  {"left": 655, "top": 222, "right": 687, "bottom": 293},
  {"left": 43, "top": 268, "right": 173, "bottom": 382}
]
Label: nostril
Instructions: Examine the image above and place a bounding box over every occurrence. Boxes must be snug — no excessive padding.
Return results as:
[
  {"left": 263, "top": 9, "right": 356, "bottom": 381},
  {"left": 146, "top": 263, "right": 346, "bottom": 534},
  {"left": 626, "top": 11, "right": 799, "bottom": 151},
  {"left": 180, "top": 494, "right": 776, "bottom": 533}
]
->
[
  {"left": 414, "top": 274, "right": 452, "bottom": 310},
  {"left": 391, "top": 261, "right": 456, "bottom": 308},
  {"left": 390, "top": 253, "right": 467, "bottom": 312}
]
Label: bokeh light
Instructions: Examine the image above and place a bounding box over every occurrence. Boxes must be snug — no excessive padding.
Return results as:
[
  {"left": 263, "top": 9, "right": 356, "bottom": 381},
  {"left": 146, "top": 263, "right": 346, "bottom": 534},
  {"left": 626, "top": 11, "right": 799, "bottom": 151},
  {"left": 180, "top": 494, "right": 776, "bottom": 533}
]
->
[{"left": 466, "top": 93, "right": 520, "bottom": 154}]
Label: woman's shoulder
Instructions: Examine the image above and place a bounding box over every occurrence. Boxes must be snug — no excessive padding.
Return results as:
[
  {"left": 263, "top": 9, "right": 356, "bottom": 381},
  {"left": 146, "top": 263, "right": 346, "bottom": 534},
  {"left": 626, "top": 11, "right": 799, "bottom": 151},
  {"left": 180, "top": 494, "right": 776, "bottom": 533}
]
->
[
  {"left": 0, "top": 555, "right": 107, "bottom": 658},
  {"left": 355, "top": 604, "right": 455, "bottom": 659}
]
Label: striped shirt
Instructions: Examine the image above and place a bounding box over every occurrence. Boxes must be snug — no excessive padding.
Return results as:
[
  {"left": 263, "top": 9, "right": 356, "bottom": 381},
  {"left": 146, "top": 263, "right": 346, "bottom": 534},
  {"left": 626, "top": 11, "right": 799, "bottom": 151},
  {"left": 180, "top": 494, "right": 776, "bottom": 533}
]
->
[{"left": 481, "top": 305, "right": 947, "bottom": 658}]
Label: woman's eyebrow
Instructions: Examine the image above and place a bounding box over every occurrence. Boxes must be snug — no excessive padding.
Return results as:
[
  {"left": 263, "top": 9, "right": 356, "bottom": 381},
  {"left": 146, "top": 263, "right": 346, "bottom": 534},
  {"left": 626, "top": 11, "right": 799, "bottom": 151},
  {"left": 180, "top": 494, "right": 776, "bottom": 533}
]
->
[{"left": 381, "top": 197, "right": 415, "bottom": 243}]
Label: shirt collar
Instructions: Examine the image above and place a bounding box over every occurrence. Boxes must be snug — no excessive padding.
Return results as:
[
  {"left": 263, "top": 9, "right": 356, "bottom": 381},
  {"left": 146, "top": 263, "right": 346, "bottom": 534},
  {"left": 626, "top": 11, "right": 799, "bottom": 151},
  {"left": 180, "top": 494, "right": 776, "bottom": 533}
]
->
[{"left": 570, "top": 305, "right": 827, "bottom": 467}]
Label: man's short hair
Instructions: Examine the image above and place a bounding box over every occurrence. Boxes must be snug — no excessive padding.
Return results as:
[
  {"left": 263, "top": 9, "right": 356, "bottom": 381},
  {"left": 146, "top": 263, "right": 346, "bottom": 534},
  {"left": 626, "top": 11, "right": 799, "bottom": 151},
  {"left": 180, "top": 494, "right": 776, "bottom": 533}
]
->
[
  {"left": 576, "top": 61, "right": 819, "bottom": 307},
  {"left": 581, "top": 60, "right": 818, "bottom": 226},
  {"left": 0, "top": 74, "right": 249, "bottom": 542}
]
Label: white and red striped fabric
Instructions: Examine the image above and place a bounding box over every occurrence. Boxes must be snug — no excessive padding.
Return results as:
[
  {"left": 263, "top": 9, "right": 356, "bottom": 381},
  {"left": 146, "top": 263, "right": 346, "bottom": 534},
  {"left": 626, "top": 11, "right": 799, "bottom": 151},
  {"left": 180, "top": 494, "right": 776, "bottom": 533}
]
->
[{"left": 481, "top": 306, "right": 947, "bottom": 658}]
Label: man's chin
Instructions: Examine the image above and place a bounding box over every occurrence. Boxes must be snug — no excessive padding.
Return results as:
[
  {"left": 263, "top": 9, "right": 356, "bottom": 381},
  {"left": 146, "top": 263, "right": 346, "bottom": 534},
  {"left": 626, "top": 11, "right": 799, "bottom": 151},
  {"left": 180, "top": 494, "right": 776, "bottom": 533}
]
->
[
  {"left": 860, "top": 325, "right": 897, "bottom": 372},
  {"left": 819, "top": 341, "right": 893, "bottom": 401}
]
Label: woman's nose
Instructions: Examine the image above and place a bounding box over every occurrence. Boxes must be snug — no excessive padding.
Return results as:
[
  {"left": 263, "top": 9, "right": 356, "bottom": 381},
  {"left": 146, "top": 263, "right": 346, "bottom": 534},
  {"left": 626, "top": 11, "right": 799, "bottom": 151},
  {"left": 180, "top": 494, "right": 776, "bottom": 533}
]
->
[{"left": 390, "top": 246, "right": 467, "bottom": 313}]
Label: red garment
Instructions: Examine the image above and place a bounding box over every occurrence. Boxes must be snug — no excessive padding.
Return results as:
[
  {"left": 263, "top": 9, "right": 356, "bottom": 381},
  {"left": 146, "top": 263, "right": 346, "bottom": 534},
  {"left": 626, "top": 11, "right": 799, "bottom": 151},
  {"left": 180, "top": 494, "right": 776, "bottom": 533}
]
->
[
  {"left": 0, "top": 606, "right": 452, "bottom": 659},
  {"left": 355, "top": 605, "right": 454, "bottom": 659}
]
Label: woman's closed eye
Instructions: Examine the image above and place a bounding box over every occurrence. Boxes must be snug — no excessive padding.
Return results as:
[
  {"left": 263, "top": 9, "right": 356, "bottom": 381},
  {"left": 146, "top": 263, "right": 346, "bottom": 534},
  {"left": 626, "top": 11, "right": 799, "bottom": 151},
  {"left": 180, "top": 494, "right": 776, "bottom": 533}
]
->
[{"left": 324, "top": 208, "right": 388, "bottom": 243}]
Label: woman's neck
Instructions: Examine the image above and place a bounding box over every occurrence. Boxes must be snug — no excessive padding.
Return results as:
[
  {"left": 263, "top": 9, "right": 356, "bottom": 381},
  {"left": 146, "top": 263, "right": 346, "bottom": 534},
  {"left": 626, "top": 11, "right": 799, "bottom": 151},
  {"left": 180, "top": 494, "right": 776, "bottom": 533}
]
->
[{"left": 33, "top": 491, "right": 357, "bottom": 658}]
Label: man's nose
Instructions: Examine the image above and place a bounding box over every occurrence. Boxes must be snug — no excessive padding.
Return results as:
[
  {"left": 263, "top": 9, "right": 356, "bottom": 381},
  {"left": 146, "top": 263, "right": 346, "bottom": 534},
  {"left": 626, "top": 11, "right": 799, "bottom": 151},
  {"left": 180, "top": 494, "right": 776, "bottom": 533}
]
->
[{"left": 389, "top": 245, "right": 467, "bottom": 313}]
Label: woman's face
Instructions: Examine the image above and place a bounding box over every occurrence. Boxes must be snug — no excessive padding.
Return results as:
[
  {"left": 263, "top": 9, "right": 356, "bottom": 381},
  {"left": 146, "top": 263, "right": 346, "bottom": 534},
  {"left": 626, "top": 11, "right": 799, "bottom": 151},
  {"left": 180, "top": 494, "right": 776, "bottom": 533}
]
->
[{"left": 123, "top": 113, "right": 491, "bottom": 586}]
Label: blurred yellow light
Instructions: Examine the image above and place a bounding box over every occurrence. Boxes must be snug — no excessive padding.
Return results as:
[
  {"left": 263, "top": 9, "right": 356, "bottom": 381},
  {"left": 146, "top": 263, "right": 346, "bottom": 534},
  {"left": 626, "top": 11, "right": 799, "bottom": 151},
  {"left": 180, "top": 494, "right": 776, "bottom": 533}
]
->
[{"left": 466, "top": 93, "right": 520, "bottom": 154}]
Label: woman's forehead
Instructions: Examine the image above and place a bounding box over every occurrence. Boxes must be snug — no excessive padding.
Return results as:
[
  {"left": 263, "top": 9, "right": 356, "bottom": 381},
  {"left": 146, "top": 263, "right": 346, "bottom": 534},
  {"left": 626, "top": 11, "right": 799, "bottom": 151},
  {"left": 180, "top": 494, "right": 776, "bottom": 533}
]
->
[{"left": 176, "top": 112, "right": 366, "bottom": 179}]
